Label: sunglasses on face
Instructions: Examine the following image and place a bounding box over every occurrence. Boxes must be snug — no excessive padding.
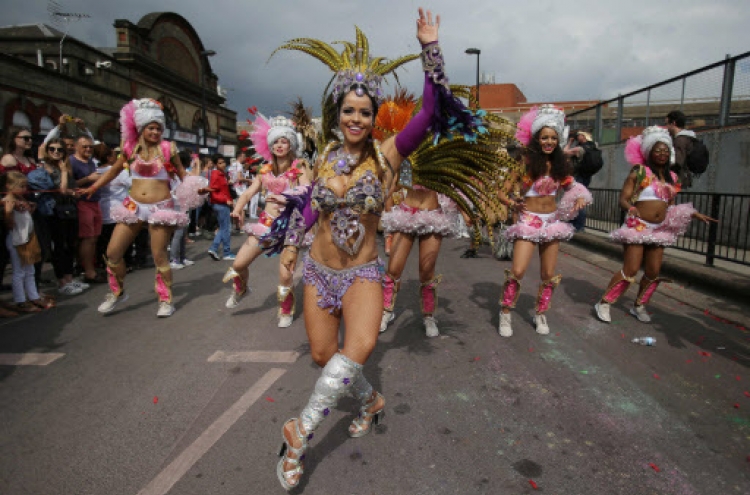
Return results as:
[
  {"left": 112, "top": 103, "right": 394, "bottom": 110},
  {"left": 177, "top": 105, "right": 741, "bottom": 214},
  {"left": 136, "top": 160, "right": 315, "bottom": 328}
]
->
[
  {"left": 48, "top": 147, "right": 64, "bottom": 153},
  {"left": 17, "top": 135, "right": 32, "bottom": 141}
]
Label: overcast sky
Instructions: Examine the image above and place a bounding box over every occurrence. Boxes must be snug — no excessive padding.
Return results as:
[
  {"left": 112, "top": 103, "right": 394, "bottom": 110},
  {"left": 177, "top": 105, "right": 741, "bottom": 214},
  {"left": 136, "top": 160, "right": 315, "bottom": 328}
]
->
[{"left": 5, "top": 0, "right": 750, "bottom": 120}]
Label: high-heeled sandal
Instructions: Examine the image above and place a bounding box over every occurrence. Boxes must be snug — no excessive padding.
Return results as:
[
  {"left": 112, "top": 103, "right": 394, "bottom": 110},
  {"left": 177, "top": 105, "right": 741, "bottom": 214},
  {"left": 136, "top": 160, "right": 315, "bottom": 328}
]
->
[
  {"left": 348, "top": 392, "right": 385, "bottom": 438},
  {"left": 277, "top": 418, "right": 308, "bottom": 491}
]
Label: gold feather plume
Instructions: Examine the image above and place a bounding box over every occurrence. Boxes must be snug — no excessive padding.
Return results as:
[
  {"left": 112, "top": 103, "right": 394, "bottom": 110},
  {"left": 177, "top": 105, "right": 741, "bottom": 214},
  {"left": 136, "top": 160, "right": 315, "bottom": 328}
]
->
[{"left": 270, "top": 27, "right": 419, "bottom": 143}]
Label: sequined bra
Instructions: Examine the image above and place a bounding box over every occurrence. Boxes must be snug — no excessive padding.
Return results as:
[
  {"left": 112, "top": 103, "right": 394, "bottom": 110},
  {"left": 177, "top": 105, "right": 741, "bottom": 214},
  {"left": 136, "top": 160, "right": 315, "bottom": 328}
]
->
[
  {"left": 631, "top": 166, "right": 680, "bottom": 204},
  {"left": 130, "top": 156, "right": 171, "bottom": 180},
  {"left": 259, "top": 161, "right": 304, "bottom": 195},
  {"left": 522, "top": 175, "right": 574, "bottom": 197},
  {"left": 310, "top": 143, "right": 387, "bottom": 255}
]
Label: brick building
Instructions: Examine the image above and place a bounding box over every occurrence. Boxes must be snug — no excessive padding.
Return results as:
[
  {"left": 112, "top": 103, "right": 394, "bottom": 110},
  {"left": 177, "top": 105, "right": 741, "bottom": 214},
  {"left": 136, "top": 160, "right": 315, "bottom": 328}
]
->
[
  {"left": 0, "top": 12, "right": 236, "bottom": 154},
  {"left": 473, "top": 83, "right": 600, "bottom": 123}
]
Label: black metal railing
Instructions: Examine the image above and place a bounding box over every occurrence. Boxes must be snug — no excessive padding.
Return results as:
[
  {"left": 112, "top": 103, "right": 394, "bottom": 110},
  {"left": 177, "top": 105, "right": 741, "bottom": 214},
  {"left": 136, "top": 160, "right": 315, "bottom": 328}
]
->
[{"left": 587, "top": 189, "right": 750, "bottom": 266}]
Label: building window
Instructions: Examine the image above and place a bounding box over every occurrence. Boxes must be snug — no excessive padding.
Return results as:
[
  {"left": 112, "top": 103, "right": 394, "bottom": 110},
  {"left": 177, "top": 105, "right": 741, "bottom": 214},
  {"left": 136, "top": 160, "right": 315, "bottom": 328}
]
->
[
  {"left": 39, "top": 116, "right": 55, "bottom": 136},
  {"left": 12, "top": 111, "right": 32, "bottom": 128}
]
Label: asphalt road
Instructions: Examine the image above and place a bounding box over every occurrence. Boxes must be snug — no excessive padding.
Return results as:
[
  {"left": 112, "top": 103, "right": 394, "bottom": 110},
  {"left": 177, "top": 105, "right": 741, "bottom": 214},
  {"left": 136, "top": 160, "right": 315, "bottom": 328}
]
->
[{"left": 1, "top": 235, "right": 748, "bottom": 495}]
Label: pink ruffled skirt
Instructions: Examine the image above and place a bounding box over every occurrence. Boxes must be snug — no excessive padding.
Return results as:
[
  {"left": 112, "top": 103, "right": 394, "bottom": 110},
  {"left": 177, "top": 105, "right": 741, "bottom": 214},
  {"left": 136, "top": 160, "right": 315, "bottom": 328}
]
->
[
  {"left": 381, "top": 202, "right": 462, "bottom": 238},
  {"left": 610, "top": 203, "right": 695, "bottom": 246},
  {"left": 505, "top": 211, "right": 574, "bottom": 243},
  {"left": 243, "top": 210, "right": 274, "bottom": 237},
  {"left": 111, "top": 197, "right": 189, "bottom": 227}
]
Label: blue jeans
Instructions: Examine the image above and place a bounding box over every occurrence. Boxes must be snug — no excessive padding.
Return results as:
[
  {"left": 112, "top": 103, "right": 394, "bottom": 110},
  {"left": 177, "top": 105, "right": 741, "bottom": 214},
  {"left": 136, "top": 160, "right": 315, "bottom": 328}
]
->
[
  {"left": 209, "top": 204, "right": 232, "bottom": 256},
  {"left": 571, "top": 174, "right": 591, "bottom": 232}
]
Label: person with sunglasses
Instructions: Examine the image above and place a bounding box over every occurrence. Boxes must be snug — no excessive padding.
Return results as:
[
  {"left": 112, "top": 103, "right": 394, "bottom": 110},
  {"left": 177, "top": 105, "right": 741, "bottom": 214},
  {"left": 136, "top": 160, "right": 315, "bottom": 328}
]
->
[
  {"left": 1, "top": 126, "right": 38, "bottom": 175},
  {"left": 33, "top": 139, "right": 86, "bottom": 296},
  {"left": 41, "top": 115, "right": 94, "bottom": 157}
]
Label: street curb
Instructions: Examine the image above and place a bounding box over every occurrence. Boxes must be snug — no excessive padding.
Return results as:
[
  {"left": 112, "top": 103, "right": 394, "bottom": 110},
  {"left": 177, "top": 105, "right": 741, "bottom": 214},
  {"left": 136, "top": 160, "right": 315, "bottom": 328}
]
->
[{"left": 566, "top": 232, "right": 750, "bottom": 306}]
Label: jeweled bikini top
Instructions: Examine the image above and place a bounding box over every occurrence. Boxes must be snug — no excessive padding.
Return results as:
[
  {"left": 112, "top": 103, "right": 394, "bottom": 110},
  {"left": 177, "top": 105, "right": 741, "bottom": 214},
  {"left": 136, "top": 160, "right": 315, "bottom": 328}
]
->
[
  {"left": 522, "top": 175, "right": 574, "bottom": 197},
  {"left": 130, "top": 156, "right": 171, "bottom": 180},
  {"left": 259, "top": 160, "right": 304, "bottom": 195},
  {"left": 310, "top": 142, "right": 387, "bottom": 255},
  {"left": 631, "top": 165, "right": 680, "bottom": 204}
]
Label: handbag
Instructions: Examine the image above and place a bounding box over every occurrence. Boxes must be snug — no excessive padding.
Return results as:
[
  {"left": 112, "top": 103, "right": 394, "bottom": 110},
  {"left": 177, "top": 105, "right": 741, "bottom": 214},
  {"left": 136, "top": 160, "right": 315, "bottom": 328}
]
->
[
  {"left": 16, "top": 230, "right": 42, "bottom": 265},
  {"left": 54, "top": 196, "right": 78, "bottom": 220}
]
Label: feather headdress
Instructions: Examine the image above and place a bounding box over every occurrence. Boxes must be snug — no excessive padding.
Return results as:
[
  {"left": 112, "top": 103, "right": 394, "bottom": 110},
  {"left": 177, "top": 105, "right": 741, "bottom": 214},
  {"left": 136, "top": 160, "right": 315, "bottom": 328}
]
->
[{"left": 270, "top": 26, "right": 419, "bottom": 142}]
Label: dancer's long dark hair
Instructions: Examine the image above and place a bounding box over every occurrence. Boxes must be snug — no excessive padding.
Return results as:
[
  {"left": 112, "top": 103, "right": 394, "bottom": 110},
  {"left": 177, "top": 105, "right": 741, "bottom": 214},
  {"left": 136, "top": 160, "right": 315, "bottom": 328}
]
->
[
  {"left": 326, "top": 85, "right": 381, "bottom": 174},
  {"left": 523, "top": 128, "right": 569, "bottom": 181}
]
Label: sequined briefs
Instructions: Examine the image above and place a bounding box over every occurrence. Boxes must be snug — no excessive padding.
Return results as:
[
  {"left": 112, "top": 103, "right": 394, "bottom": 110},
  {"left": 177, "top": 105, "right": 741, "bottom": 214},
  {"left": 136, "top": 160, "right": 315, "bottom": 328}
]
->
[{"left": 303, "top": 255, "right": 384, "bottom": 313}]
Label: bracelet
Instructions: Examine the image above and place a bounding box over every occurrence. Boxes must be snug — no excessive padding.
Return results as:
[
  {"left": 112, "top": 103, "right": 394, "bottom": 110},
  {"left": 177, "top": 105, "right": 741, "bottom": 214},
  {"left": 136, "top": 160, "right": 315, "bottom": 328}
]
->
[
  {"left": 284, "top": 246, "right": 298, "bottom": 253},
  {"left": 420, "top": 42, "right": 448, "bottom": 89},
  {"left": 627, "top": 205, "right": 638, "bottom": 215}
]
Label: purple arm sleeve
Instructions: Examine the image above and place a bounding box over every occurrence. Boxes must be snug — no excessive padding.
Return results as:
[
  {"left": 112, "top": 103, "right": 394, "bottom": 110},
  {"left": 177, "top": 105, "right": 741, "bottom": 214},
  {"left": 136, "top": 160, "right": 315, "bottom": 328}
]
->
[
  {"left": 395, "top": 72, "right": 436, "bottom": 157},
  {"left": 301, "top": 197, "right": 319, "bottom": 232}
]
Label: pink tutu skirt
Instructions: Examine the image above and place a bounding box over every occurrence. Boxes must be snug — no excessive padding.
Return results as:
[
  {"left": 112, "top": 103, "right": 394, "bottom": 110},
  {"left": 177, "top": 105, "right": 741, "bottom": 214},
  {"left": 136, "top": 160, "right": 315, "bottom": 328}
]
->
[
  {"left": 610, "top": 203, "right": 695, "bottom": 246},
  {"left": 505, "top": 211, "right": 575, "bottom": 243},
  {"left": 381, "top": 196, "right": 462, "bottom": 238},
  {"left": 175, "top": 176, "right": 208, "bottom": 210},
  {"left": 111, "top": 197, "right": 189, "bottom": 227},
  {"left": 243, "top": 210, "right": 274, "bottom": 237}
]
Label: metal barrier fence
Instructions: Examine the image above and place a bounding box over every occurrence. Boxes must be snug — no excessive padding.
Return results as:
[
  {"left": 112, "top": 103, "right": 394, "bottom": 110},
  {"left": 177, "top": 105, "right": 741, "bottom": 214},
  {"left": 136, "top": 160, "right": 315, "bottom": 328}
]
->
[
  {"left": 587, "top": 189, "right": 750, "bottom": 267},
  {"left": 568, "top": 51, "right": 750, "bottom": 145}
]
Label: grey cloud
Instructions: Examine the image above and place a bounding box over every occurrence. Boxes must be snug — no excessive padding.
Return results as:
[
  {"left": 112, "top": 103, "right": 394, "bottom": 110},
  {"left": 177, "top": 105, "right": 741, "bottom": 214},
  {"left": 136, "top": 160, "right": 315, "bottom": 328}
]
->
[{"left": 4, "top": 0, "right": 749, "bottom": 119}]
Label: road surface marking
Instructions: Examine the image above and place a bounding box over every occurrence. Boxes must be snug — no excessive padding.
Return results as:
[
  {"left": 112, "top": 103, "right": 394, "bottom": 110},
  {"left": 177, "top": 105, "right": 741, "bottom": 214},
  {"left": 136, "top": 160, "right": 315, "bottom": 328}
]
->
[
  {"left": 0, "top": 353, "right": 65, "bottom": 366},
  {"left": 207, "top": 350, "right": 300, "bottom": 363},
  {"left": 137, "top": 367, "right": 286, "bottom": 495}
]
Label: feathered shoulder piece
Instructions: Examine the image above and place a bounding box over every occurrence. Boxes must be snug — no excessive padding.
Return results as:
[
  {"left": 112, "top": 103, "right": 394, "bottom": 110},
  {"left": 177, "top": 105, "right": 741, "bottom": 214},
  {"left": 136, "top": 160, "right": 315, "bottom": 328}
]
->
[
  {"left": 374, "top": 88, "right": 418, "bottom": 141},
  {"left": 393, "top": 85, "right": 521, "bottom": 225}
]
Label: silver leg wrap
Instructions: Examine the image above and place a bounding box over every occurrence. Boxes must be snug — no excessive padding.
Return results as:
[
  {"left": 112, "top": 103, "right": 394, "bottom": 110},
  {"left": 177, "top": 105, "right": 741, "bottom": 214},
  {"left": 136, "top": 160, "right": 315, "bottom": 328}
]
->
[
  {"left": 300, "top": 353, "right": 362, "bottom": 433},
  {"left": 349, "top": 365, "right": 373, "bottom": 406}
]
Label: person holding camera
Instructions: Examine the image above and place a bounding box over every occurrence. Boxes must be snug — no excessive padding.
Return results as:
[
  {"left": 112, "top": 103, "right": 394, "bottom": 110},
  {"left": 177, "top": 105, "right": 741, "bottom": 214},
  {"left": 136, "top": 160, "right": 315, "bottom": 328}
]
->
[{"left": 564, "top": 130, "right": 602, "bottom": 232}]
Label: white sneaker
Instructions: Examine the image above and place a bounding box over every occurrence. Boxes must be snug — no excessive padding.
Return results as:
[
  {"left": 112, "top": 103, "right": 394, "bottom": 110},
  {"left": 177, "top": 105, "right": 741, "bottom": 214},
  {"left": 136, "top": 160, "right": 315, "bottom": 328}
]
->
[
  {"left": 157, "top": 302, "right": 175, "bottom": 318},
  {"left": 630, "top": 305, "right": 651, "bottom": 323},
  {"left": 98, "top": 293, "right": 128, "bottom": 314},
  {"left": 424, "top": 316, "right": 439, "bottom": 337},
  {"left": 182, "top": 259, "right": 195, "bottom": 266},
  {"left": 71, "top": 281, "right": 89, "bottom": 291},
  {"left": 170, "top": 261, "right": 185, "bottom": 270},
  {"left": 58, "top": 283, "right": 83, "bottom": 296},
  {"left": 379, "top": 311, "right": 395, "bottom": 333},
  {"left": 498, "top": 312, "right": 513, "bottom": 337},
  {"left": 594, "top": 302, "right": 611, "bottom": 323},
  {"left": 208, "top": 249, "right": 221, "bottom": 261},
  {"left": 278, "top": 314, "right": 293, "bottom": 328},
  {"left": 534, "top": 314, "right": 550, "bottom": 335}
]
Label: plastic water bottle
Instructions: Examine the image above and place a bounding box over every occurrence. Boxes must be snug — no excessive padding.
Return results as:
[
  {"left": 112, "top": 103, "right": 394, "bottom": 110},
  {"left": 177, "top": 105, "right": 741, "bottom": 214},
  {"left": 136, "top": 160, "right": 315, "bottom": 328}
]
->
[{"left": 632, "top": 337, "right": 656, "bottom": 346}]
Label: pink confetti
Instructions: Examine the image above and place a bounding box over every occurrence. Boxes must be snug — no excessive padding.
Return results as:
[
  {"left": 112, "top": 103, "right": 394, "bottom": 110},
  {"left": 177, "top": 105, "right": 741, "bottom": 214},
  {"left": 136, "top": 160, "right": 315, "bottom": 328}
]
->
[
  {"left": 265, "top": 397, "right": 275, "bottom": 403},
  {"left": 686, "top": 359, "right": 693, "bottom": 364},
  {"left": 529, "top": 480, "right": 539, "bottom": 489},
  {"left": 621, "top": 333, "right": 625, "bottom": 339},
  {"left": 153, "top": 396, "right": 158, "bottom": 404},
  {"left": 473, "top": 357, "right": 481, "bottom": 362},
  {"left": 528, "top": 348, "right": 535, "bottom": 353},
  {"left": 649, "top": 463, "right": 661, "bottom": 472},
  {"left": 653, "top": 374, "right": 661, "bottom": 380},
  {"left": 743, "top": 391, "right": 750, "bottom": 398},
  {"left": 734, "top": 403, "right": 740, "bottom": 409},
  {"left": 736, "top": 376, "right": 742, "bottom": 381},
  {"left": 699, "top": 351, "right": 711, "bottom": 357}
]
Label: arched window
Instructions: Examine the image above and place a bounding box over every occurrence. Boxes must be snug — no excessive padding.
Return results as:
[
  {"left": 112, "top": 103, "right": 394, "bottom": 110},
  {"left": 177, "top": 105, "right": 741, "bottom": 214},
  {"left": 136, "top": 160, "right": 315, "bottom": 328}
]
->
[
  {"left": 12, "top": 111, "right": 32, "bottom": 128},
  {"left": 39, "top": 116, "right": 55, "bottom": 136}
]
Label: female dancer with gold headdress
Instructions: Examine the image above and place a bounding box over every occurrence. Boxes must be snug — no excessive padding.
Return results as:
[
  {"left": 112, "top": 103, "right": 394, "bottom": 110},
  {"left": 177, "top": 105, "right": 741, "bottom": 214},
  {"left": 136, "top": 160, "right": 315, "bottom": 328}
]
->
[{"left": 263, "top": 8, "right": 504, "bottom": 489}]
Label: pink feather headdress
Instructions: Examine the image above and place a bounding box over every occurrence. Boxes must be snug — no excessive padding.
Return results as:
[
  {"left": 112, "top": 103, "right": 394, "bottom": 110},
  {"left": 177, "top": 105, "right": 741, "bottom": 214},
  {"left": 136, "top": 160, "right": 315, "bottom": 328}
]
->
[
  {"left": 624, "top": 135, "right": 645, "bottom": 166},
  {"left": 249, "top": 113, "right": 272, "bottom": 162},
  {"left": 119, "top": 100, "right": 139, "bottom": 157},
  {"left": 515, "top": 106, "right": 538, "bottom": 146}
]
